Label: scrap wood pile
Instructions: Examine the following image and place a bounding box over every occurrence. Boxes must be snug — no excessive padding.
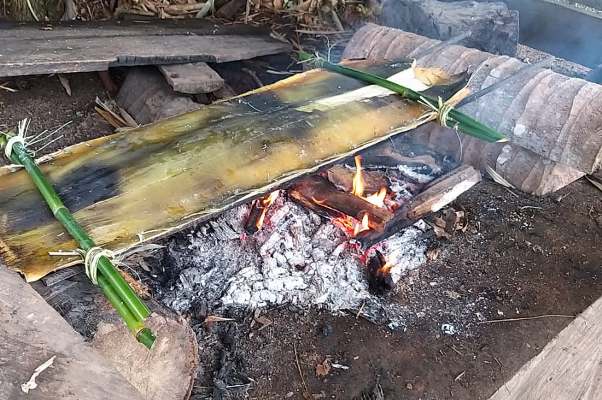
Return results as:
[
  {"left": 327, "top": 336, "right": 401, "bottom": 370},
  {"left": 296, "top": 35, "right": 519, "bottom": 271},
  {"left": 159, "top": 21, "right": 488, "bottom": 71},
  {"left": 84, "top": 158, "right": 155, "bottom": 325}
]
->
[{"left": 0, "top": 55, "right": 505, "bottom": 346}]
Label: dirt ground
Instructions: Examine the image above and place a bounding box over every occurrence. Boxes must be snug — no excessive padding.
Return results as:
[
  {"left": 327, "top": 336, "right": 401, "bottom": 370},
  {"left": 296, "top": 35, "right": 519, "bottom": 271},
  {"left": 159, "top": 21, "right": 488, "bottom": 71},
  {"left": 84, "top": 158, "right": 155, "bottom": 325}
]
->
[{"left": 2, "top": 71, "right": 602, "bottom": 400}]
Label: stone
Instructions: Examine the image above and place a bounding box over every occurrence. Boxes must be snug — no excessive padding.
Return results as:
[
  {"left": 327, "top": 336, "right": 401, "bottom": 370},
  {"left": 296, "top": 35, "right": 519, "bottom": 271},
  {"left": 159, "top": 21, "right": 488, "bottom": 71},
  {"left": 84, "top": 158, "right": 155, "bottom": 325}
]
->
[{"left": 380, "top": 0, "right": 519, "bottom": 56}]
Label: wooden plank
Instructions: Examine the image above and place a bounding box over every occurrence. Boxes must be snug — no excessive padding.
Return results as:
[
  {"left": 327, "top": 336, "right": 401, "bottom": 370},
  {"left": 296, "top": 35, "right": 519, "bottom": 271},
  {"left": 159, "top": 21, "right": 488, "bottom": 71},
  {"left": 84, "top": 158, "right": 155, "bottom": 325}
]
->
[
  {"left": 159, "top": 62, "right": 225, "bottom": 94},
  {"left": 0, "top": 20, "right": 290, "bottom": 78},
  {"left": 488, "top": 296, "right": 602, "bottom": 400},
  {"left": 0, "top": 266, "right": 145, "bottom": 400}
]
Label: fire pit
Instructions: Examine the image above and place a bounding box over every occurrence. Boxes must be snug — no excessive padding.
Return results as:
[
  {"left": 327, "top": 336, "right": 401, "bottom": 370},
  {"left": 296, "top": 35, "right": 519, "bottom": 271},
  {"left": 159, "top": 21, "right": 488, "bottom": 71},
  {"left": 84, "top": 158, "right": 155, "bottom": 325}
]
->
[{"left": 147, "top": 137, "right": 477, "bottom": 330}]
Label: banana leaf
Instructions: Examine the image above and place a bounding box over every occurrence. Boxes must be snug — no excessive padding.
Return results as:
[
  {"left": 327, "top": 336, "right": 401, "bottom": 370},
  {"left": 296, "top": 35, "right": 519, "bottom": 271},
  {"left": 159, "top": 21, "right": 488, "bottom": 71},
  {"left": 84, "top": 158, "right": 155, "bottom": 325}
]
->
[{"left": 0, "top": 59, "right": 471, "bottom": 281}]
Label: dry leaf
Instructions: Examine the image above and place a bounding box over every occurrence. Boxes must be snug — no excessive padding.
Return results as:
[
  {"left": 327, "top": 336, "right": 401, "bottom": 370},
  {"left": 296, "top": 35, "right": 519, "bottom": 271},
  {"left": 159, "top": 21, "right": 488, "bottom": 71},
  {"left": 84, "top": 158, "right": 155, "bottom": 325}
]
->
[
  {"left": 426, "top": 247, "right": 440, "bottom": 261},
  {"left": 486, "top": 165, "right": 516, "bottom": 189},
  {"left": 255, "top": 316, "right": 273, "bottom": 330},
  {"left": 444, "top": 290, "right": 461, "bottom": 300},
  {"left": 431, "top": 223, "right": 452, "bottom": 239},
  {"left": 315, "top": 359, "right": 331, "bottom": 377}
]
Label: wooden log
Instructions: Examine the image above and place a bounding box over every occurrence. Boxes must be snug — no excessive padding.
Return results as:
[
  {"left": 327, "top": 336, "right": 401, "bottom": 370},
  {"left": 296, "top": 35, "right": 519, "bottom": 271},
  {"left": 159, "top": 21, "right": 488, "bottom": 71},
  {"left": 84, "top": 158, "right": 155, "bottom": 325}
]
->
[
  {"left": 289, "top": 175, "right": 394, "bottom": 232},
  {"left": 0, "top": 266, "right": 145, "bottom": 400},
  {"left": 158, "top": 62, "right": 225, "bottom": 94},
  {"left": 488, "top": 295, "right": 602, "bottom": 400},
  {"left": 0, "top": 59, "right": 469, "bottom": 281},
  {"left": 343, "top": 24, "right": 598, "bottom": 194},
  {"left": 0, "top": 20, "right": 291, "bottom": 77},
  {"left": 92, "top": 308, "right": 199, "bottom": 400},
  {"left": 357, "top": 165, "right": 481, "bottom": 249},
  {"left": 116, "top": 67, "right": 202, "bottom": 125}
]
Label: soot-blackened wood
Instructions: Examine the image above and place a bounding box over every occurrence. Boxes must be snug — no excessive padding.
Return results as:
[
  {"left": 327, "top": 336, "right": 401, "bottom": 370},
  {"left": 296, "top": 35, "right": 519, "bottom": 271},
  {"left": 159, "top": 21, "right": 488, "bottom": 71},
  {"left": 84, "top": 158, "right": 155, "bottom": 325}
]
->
[
  {"left": 244, "top": 200, "right": 265, "bottom": 234},
  {"left": 0, "top": 20, "right": 290, "bottom": 77},
  {"left": 357, "top": 165, "right": 481, "bottom": 249},
  {"left": 290, "top": 175, "right": 394, "bottom": 232}
]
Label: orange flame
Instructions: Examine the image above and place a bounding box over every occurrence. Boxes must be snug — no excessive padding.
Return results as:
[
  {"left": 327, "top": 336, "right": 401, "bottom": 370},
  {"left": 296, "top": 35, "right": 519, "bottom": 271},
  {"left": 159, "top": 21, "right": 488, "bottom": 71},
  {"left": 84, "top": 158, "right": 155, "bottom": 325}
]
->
[
  {"left": 366, "top": 187, "right": 387, "bottom": 208},
  {"left": 256, "top": 190, "right": 280, "bottom": 230},
  {"left": 380, "top": 250, "right": 400, "bottom": 275},
  {"left": 353, "top": 213, "right": 370, "bottom": 236},
  {"left": 352, "top": 155, "right": 365, "bottom": 197},
  {"left": 353, "top": 156, "right": 387, "bottom": 208}
]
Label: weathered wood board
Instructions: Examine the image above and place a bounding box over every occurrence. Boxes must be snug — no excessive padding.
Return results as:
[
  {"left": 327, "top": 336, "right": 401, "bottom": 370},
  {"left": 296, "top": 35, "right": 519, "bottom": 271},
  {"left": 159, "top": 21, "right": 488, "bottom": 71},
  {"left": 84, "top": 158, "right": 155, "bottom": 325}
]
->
[
  {"left": 0, "top": 60, "right": 470, "bottom": 281},
  {"left": 0, "top": 20, "right": 291, "bottom": 77},
  {"left": 488, "top": 296, "right": 602, "bottom": 400},
  {"left": 0, "top": 266, "right": 145, "bottom": 400},
  {"left": 159, "top": 62, "right": 225, "bottom": 94}
]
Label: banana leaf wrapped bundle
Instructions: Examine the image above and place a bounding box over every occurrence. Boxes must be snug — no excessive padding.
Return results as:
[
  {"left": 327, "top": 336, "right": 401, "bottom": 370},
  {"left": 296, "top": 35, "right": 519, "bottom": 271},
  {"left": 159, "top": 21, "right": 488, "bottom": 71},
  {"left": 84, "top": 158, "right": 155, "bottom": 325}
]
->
[{"left": 0, "top": 59, "right": 473, "bottom": 282}]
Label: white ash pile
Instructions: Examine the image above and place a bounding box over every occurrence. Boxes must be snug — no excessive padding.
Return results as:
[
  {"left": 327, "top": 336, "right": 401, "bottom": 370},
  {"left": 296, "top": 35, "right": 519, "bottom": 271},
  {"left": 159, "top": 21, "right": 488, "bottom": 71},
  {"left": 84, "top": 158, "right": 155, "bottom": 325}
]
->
[{"left": 157, "top": 194, "right": 429, "bottom": 321}]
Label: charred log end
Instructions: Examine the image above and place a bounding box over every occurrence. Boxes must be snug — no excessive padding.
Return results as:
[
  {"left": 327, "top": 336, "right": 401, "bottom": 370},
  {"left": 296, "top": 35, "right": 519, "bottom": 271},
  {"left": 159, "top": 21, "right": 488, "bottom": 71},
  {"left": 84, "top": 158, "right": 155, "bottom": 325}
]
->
[
  {"left": 367, "top": 250, "right": 394, "bottom": 295},
  {"left": 243, "top": 200, "right": 264, "bottom": 235}
]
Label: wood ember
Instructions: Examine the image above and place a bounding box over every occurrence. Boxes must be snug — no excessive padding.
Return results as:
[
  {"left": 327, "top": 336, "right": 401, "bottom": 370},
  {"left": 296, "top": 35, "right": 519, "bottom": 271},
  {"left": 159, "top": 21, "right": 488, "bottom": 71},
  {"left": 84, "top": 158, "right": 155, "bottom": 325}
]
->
[
  {"left": 244, "top": 199, "right": 266, "bottom": 234},
  {"left": 289, "top": 175, "right": 394, "bottom": 232}
]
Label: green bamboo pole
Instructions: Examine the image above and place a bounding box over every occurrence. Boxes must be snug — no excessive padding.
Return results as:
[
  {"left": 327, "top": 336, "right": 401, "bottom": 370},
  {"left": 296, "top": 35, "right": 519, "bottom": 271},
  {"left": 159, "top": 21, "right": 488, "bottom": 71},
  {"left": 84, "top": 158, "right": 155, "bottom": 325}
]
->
[
  {"left": 0, "top": 132, "right": 155, "bottom": 349},
  {"left": 299, "top": 53, "right": 509, "bottom": 143}
]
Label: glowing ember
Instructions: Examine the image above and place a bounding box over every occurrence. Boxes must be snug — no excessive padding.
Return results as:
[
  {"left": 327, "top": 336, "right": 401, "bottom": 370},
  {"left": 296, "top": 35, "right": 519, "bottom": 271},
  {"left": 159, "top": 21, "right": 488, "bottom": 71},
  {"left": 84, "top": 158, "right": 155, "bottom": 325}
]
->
[{"left": 256, "top": 190, "right": 280, "bottom": 230}]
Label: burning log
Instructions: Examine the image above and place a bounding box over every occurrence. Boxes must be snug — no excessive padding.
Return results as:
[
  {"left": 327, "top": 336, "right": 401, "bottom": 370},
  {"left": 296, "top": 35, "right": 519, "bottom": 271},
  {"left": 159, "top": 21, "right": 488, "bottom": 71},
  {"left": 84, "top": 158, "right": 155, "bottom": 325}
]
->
[
  {"left": 244, "top": 190, "right": 280, "bottom": 234},
  {"left": 357, "top": 165, "right": 481, "bottom": 250},
  {"left": 327, "top": 166, "right": 390, "bottom": 194},
  {"left": 289, "top": 175, "right": 394, "bottom": 232}
]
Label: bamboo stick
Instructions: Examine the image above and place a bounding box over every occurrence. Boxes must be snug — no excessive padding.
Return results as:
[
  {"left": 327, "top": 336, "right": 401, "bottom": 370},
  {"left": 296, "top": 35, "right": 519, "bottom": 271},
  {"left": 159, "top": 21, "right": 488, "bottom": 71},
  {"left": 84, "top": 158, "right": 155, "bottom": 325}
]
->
[{"left": 0, "top": 130, "right": 155, "bottom": 349}]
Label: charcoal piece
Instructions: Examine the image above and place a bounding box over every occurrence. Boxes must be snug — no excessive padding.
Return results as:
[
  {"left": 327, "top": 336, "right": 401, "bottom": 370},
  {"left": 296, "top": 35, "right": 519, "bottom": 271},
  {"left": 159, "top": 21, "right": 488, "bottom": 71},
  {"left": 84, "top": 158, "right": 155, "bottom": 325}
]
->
[{"left": 380, "top": 0, "right": 519, "bottom": 56}]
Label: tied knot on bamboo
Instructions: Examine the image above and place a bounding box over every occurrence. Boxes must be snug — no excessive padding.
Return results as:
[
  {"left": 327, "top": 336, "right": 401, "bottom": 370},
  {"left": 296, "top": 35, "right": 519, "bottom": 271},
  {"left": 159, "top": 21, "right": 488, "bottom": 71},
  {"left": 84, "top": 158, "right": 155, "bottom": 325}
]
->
[{"left": 51, "top": 247, "right": 116, "bottom": 286}]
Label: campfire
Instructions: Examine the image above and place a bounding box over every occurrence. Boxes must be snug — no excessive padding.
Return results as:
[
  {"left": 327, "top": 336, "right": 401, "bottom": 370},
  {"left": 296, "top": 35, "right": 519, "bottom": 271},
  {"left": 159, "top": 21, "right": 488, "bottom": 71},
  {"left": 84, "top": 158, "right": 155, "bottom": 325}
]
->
[{"left": 156, "top": 139, "right": 480, "bottom": 328}]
